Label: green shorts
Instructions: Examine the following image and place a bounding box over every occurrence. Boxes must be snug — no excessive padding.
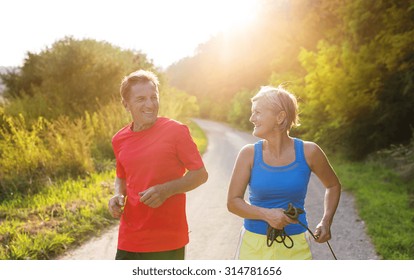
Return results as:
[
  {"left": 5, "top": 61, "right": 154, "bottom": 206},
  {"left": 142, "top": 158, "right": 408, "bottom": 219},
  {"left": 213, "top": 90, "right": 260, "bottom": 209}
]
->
[{"left": 235, "top": 228, "right": 312, "bottom": 260}]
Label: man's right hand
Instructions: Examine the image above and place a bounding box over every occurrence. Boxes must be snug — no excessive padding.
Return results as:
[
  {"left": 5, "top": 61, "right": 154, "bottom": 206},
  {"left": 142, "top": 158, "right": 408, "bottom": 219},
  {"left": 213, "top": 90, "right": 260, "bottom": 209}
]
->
[{"left": 108, "top": 194, "right": 125, "bottom": 218}]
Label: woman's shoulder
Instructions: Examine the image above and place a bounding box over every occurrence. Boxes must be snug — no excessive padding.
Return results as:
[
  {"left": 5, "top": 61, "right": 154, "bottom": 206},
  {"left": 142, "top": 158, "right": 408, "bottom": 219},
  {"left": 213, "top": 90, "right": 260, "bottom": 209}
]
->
[
  {"left": 241, "top": 143, "right": 255, "bottom": 152},
  {"left": 235, "top": 144, "right": 255, "bottom": 168},
  {"left": 301, "top": 140, "right": 320, "bottom": 152},
  {"left": 301, "top": 140, "right": 326, "bottom": 167},
  {"left": 238, "top": 143, "right": 256, "bottom": 157}
]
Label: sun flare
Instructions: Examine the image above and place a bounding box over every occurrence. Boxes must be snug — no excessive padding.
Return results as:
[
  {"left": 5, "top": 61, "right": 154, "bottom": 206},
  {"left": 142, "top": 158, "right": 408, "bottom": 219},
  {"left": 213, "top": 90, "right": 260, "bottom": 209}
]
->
[
  {"left": 0, "top": 0, "right": 262, "bottom": 68},
  {"left": 205, "top": 0, "right": 260, "bottom": 33}
]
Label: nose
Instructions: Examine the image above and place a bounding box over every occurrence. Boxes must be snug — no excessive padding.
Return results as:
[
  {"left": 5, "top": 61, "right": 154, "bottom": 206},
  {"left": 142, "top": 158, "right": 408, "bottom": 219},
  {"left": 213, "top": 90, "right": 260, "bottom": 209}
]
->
[
  {"left": 249, "top": 113, "right": 255, "bottom": 123},
  {"left": 144, "top": 97, "right": 155, "bottom": 108}
]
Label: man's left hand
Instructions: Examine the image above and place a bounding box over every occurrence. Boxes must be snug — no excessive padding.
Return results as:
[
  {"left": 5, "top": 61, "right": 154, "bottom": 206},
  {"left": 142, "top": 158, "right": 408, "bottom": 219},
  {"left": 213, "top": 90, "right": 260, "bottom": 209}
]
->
[{"left": 139, "top": 184, "right": 169, "bottom": 208}]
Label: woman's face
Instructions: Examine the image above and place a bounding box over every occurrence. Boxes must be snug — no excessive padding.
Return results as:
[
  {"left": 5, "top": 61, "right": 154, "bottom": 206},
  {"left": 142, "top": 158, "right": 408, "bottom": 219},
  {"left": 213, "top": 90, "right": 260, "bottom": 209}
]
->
[{"left": 249, "top": 98, "right": 279, "bottom": 138}]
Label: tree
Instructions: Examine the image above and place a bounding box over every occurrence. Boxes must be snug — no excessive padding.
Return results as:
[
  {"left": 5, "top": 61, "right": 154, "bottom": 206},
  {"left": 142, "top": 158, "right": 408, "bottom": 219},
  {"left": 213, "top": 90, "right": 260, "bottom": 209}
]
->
[
  {"left": 298, "top": 0, "right": 414, "bottom": 158},
  {"left": 2, "top": 37, "right": 154, "bottom": 120},
  {"left": 227, "top": 88, "right": 256, "bottom": 130}
]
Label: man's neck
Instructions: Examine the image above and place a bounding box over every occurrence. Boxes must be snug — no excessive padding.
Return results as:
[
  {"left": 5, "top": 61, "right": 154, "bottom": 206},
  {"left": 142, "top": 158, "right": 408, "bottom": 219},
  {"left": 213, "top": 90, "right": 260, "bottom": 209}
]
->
[{"left": 131, "top": 120, "right": 157, "bottom": 132}]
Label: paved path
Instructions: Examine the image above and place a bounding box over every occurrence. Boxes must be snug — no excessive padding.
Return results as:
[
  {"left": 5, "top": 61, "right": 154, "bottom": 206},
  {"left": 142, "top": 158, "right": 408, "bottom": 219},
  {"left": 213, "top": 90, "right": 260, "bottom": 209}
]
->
[{"left": 58, "top": 119, "right": 379, "bottom": 260}]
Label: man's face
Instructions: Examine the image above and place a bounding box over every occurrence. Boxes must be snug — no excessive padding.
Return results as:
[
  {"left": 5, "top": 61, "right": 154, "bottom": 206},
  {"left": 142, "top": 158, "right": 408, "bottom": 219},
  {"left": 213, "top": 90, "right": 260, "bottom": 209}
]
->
[{"left": 123, "top": 81, "right": 159, "bottom": 131}]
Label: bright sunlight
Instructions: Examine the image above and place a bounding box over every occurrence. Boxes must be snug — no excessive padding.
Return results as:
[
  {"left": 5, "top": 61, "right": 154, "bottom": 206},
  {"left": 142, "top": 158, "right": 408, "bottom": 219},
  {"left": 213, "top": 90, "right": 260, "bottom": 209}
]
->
[
  {"left": 203, "top": 0, "right": 259, "bottom": 32},
  {"left": 0, "top": 0, "right": 261, "bottom": 69}
]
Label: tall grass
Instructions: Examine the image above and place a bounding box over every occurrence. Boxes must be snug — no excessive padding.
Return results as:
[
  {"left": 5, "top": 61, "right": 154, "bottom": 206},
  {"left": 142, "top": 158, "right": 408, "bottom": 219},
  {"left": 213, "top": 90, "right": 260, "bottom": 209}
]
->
[
  {"left": 0, "top": 99, "right": 129, "bottom": 199},
  {"left": 0, "top": 171, "right": 115, "bottom": 259},
  {"left": 0, "top": 115, "right": 52, "bottom": 197},
  {"left": 0, "top": 113, "right": 100, "bottom": 199}
]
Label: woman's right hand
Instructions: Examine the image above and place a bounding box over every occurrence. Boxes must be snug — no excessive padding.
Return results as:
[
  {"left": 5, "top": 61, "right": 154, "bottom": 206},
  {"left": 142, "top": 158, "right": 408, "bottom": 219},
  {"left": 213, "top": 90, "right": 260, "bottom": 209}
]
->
[
  {"left": 262, "top": 208, "right": 297, "bottom": 229},
  {"left": 108, "top": 194, "right": 125, "bottom": 219}
]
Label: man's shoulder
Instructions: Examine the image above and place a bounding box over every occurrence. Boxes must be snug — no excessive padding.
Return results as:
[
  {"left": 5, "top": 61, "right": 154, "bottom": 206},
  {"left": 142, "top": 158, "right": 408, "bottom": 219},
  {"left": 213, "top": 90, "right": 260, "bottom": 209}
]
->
[
  {"left": 112, "top": 123, "right": 131, "bottom": 143},
  {"left": 158, "top": 117, "right": 188, "bottom": 131},
  {"left": 158, "top": 117, "right": 183, "bottom": 126}
]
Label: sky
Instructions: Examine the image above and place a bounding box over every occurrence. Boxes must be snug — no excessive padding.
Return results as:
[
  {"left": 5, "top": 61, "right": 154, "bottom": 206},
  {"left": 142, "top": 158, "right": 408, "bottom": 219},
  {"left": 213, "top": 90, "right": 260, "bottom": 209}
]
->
[{"left": 0, "top": 0, "right": 260, "bottom": 69}]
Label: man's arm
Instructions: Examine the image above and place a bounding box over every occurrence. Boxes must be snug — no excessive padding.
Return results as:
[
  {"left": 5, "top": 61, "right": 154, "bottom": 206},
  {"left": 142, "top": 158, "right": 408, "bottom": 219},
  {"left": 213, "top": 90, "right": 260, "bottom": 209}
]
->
[
  {"left": 139, "top": 166, "right": 208, "bottom": 208},
  {"left": 108, "top": 176, "right": 127, "bottom": 218}
]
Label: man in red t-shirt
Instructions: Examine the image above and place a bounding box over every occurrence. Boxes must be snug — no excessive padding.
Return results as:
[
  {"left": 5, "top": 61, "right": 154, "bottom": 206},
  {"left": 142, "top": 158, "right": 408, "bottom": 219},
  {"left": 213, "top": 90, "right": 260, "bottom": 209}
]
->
[{"left": 108, "top": 69, "right": 208, "bottom": 260}]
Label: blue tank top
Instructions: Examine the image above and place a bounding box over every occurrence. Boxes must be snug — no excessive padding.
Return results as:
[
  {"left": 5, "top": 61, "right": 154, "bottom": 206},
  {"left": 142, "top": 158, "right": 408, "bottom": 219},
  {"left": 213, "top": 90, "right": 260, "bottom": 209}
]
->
[{"left": 244, "top": 138, "right": 311, "bottom": 235}]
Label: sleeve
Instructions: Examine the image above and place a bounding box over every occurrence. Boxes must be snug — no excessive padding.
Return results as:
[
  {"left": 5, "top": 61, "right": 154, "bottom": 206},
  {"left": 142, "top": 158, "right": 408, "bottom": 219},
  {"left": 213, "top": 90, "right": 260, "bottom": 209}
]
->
[
  {"left": 112, "top": 137, "right": 126, "bottom": 179},
  {"left": 175, "top": 124, "right": 205, "bottom": 171}
]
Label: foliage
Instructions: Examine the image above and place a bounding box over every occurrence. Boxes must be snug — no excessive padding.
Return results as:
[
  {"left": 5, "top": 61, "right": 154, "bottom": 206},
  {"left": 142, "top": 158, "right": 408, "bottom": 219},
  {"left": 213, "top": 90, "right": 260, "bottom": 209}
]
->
[
  {"left": 1, "top": 36, "right": 154, "bottom": 120},
  {"left": 367, "top": 132, "right": 414, "bottom": 183},
  {"left": 0, "top": 37, "right": 201, "bottom": 123},
  {"left": 299, "top": 0, "right": 414, "bottom": 158},
  {"left": 158, "top": 84, "right": 200, "bottom": 120},
  {"left": 227, "top": 88, "right": 255, "bottom": 131},
  {"left": 0, "top": 113, "right": 98, "bottom": 199},
  {"left": 0, "top": 115, "right": 52, "bottom": 198},
  {"left": 166, "top": 0, "right": 414, "bottom": 160}
]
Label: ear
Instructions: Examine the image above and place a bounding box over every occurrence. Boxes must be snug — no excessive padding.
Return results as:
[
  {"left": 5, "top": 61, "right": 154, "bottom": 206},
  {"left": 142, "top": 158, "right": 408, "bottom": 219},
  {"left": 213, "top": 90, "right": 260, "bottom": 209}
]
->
[
  {"left": 277, "top": 111, "right": 287, "bottom": 125},
  {"left": 122, "top": 99, "right": 129, "bottom": 111}
]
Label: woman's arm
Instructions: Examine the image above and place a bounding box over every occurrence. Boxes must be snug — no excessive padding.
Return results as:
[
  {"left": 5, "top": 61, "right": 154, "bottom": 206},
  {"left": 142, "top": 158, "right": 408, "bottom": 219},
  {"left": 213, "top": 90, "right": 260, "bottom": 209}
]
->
[
  {"left": 227, "top": 145, "right": 296, "bottom": 229},
  {"left": 304, "top": 142, "right": 342, "bottom": 243}
]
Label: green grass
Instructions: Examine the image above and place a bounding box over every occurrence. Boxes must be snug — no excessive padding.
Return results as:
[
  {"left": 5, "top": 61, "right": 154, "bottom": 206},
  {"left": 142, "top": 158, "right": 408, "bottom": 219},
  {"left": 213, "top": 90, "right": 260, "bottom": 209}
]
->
[
  {"left": 0, "top": 171, "right": 115, "bottom": 259},
  {"left": 331, "top": 157, "right": 414, "bottom": 259},
  {"left": 188, "top": 119, "right": 208, "bottom": 154},
  {"left": 0, "top": 121, "right": 207, "bottom": 260}
]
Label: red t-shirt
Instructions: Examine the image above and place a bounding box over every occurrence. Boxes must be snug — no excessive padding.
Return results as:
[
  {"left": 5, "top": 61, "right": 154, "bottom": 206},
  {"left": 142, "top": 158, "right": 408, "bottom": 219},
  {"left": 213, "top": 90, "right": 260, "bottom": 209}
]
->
[{"left": 112, "top": 117, "right": 204, "bottom": 252}]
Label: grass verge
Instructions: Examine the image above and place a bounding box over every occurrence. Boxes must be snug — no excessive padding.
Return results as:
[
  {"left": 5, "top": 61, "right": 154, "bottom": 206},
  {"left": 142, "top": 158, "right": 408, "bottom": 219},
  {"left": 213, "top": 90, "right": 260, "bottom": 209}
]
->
[
  {"left": 331, "top": 157, "right": 414, "bottom": 259},
  {"left": 0, "top": 171, "right": 115, "bottom": 259},
  {"left": 187, "top": 119, "right": 208, "bottom": 154}
]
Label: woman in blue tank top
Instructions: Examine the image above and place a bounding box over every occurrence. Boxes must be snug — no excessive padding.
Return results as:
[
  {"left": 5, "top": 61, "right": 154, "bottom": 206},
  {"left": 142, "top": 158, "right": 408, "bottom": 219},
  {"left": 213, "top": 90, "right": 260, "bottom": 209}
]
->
[{"left": 227, "top": 85, "right": 341, "bottom": 260}]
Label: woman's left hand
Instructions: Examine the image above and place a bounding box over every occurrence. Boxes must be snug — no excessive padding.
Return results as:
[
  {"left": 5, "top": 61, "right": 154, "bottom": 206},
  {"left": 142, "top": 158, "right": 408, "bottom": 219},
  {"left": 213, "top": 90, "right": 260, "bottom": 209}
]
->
[{"left": 314, "top": 221, "right": 332, "bottom": 243}]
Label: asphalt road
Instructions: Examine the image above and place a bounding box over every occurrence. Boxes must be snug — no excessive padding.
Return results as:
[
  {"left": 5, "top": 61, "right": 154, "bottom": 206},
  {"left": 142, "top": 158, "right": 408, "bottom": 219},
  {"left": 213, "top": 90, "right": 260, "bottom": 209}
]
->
[{"left": 58, "top": 119, "right": 379, "bottom": 260}]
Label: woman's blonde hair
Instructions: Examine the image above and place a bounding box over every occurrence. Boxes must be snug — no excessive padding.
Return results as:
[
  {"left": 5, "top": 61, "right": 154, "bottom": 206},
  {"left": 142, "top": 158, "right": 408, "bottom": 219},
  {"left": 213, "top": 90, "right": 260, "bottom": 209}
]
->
[{"left": 251, "top": 85, "right": 300, "bottom": 131}]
